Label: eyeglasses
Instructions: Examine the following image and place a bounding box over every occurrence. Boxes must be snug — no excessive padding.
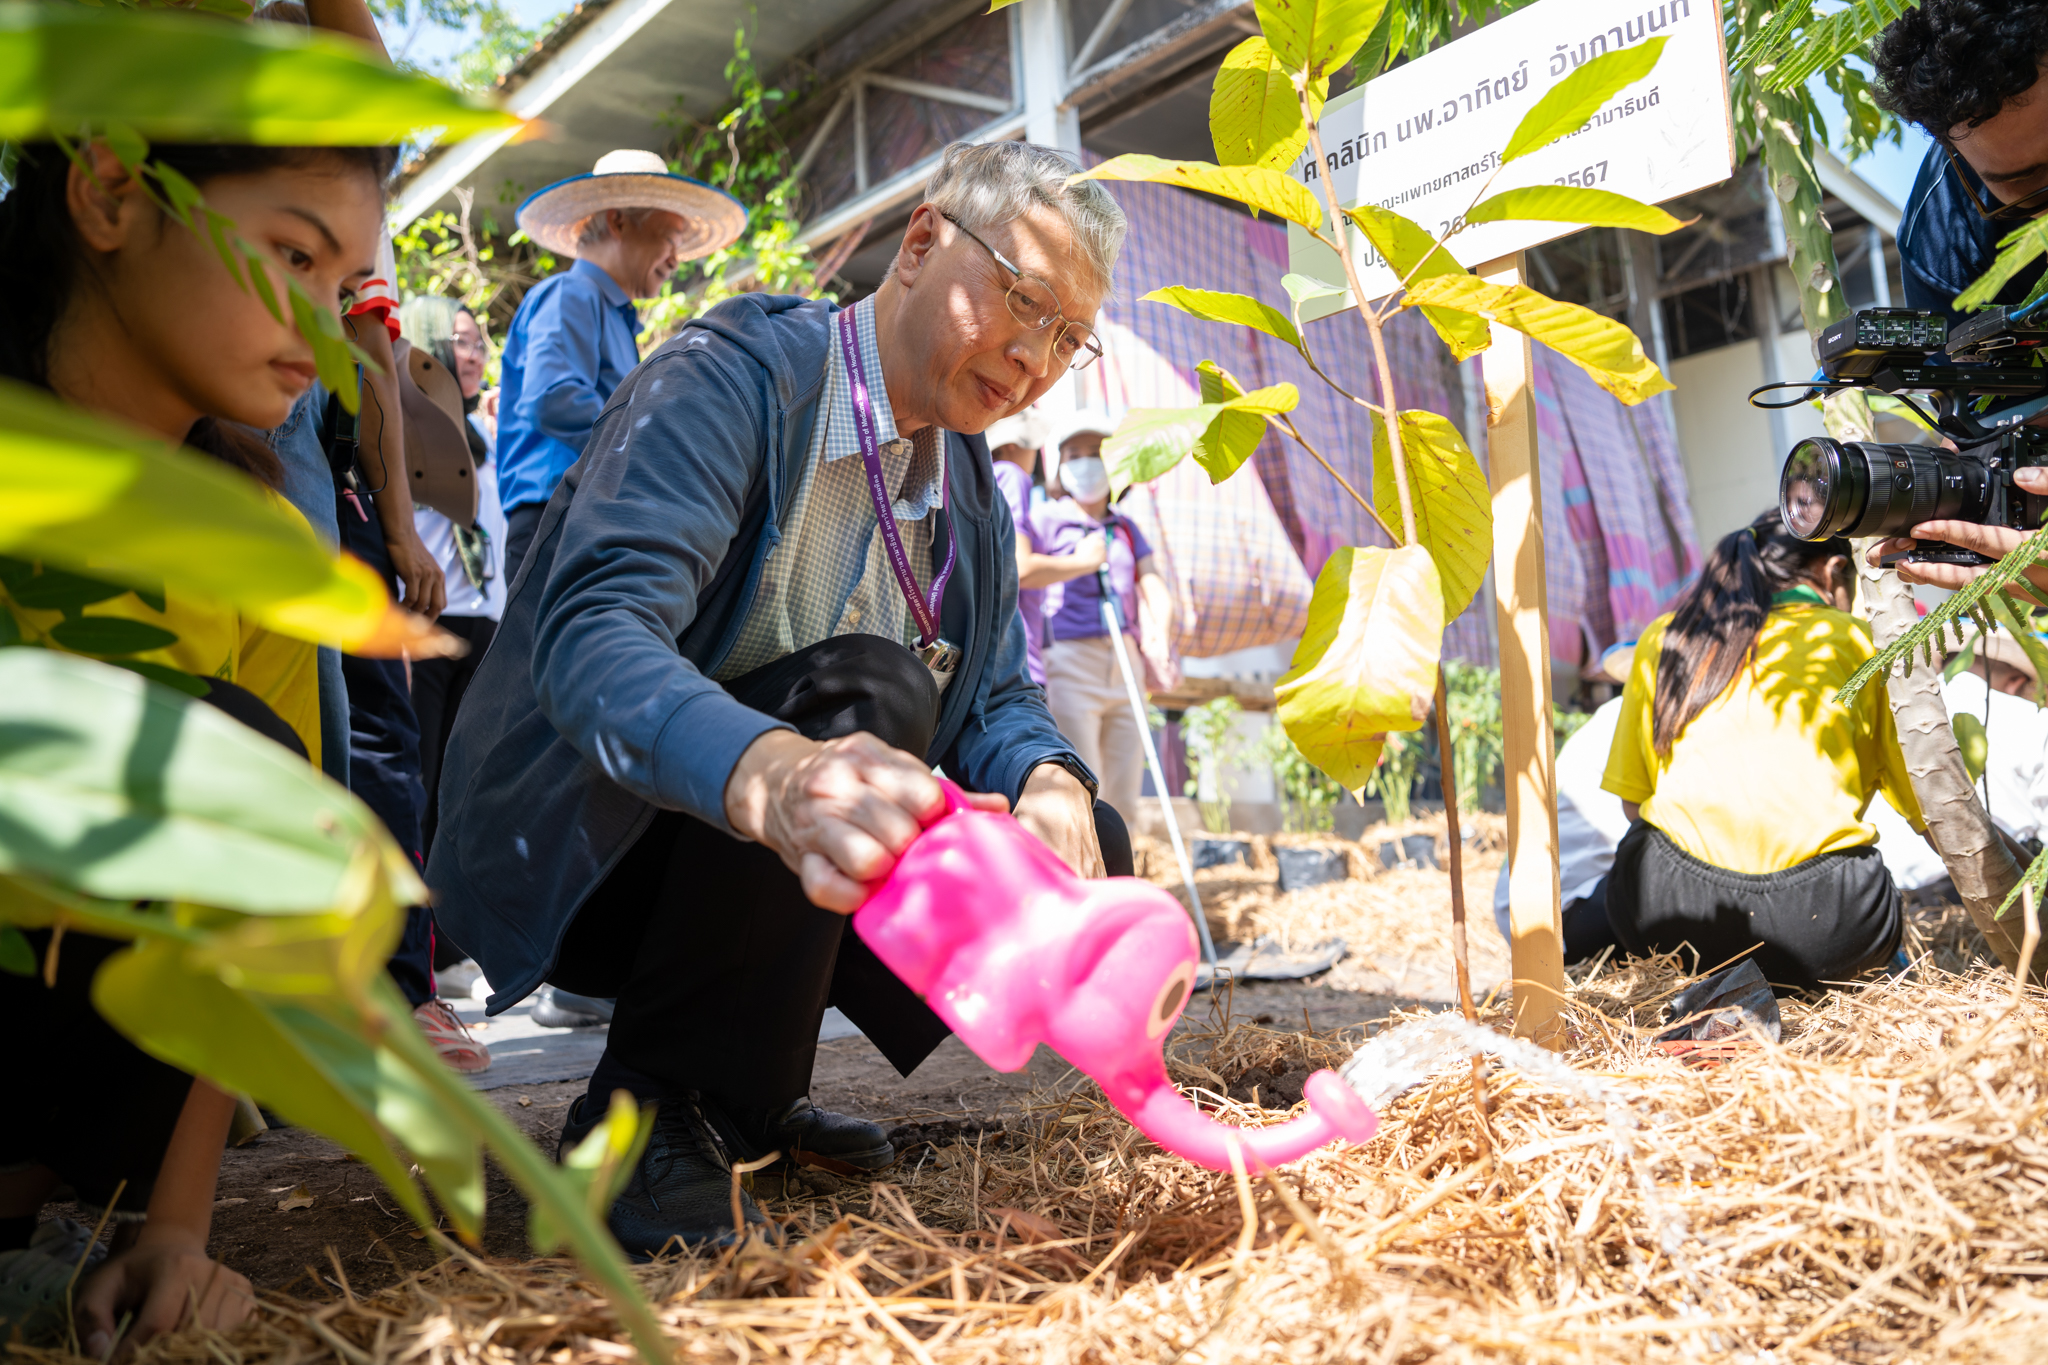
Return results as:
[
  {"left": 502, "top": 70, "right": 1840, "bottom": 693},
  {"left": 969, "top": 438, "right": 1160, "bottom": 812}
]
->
[
  {"left": 1941, "top": 140, "right": 2048, "bottom": 222},
  {"left": 939, "top": 210, "right": 1104, "bottom": 372}
]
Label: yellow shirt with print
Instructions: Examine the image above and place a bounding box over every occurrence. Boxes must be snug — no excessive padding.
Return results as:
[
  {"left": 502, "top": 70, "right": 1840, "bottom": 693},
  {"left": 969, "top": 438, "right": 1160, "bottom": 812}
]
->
[
  {"left": 2, "top": 496, "right": 323, "bottom": 766},
  {"left": 1602, "top": 602, "right": 1925, "bottom": 874}
]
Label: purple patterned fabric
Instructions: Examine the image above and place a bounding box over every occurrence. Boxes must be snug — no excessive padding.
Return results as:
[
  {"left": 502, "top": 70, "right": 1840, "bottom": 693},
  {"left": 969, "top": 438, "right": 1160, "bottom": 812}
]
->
[{"left": 1074, "top": 167, "right": 1699, "bottom": 672}]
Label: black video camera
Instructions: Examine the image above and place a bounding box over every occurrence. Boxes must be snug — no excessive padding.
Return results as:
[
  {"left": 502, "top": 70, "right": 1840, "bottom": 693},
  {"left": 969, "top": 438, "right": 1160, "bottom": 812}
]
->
[{"left": 1761, "top": 306, "right": 2048, "bottom": 565}]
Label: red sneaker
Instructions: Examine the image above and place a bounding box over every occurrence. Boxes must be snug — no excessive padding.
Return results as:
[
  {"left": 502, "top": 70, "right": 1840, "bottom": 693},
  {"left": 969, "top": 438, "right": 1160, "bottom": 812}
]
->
[{"left": 414, "top": 998, "right": 492, "bottom": 1074}]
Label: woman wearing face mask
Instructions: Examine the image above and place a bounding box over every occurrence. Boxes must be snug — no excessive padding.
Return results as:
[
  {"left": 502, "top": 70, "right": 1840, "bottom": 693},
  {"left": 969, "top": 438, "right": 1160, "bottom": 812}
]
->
[{"left": 1037, "top": 410, "right": 1178, "bottom": 824}]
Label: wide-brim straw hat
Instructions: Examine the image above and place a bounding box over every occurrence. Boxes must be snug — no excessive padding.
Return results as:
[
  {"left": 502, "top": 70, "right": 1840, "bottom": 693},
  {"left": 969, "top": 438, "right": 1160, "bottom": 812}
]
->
[
  {"left": 515, "top": 149, "right": 747, "bottom": 261},
  {"left": 1979, "top": 629, "right": 2041, "bottom": 687}
]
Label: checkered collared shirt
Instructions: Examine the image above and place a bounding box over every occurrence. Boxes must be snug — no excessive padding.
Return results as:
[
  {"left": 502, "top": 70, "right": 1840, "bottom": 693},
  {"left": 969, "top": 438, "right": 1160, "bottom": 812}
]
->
[{"left": 714, "top": 295, "right": 952, "bottom": 688}]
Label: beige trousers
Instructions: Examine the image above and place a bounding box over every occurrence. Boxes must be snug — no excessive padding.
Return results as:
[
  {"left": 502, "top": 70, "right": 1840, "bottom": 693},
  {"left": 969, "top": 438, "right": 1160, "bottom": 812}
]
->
[{"left": 1045, "top": 632, "right": 1145, "bottom": 823}]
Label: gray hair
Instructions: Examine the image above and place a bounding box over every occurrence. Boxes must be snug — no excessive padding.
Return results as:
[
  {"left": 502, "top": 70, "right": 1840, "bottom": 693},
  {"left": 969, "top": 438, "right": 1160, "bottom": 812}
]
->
[
  {"left": 907, "top": 141, "right": 1126, "bottom": 298},
  {"left": 575, "top": 205, "right": 664, "bottom": 249}
]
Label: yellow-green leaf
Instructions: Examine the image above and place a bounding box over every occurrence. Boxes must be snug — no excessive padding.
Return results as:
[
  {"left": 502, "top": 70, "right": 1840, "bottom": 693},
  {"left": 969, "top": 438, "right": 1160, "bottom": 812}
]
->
[
  {"left": 1402, "top": 274, "right": 1673, "bottom": 405},
  {"left": 1143, "top": 285, "right": 1302, "bottom": 351},
  {"left": 1103, "top": 405, "right": 1225, "bottom": 493},
  {"left": 1210, "top": 36, "right": 1327, "bottom": 169},
  {"left": 1464, "top": 185, "right": 1687, "bottom": 235},
  {"left": 1953, "top": 711, "right": 1988, "bottom": 783},
  {"left": 0, "top": 378, "right": 443, "bottom": 656},
  {"left": 1372, "top": 410, "right": 1492, "bottom": 619},
  {"left": 1343, "top": 203, "right": 1488, "bottom": 360},
  {"left": 1072, "top": 155, "right": 1322, "bottom": 231},
  {"left": 1103, "top": 378, "right": 1297, "bottom": 493},
  {"left": 0, "top": 1, "right": 520, "bottom": 143},
  {"left": 1500, "top": 36, "right": 1669, "bottom": 164},
  {"left": 1193, "top": 365, "right": 1298, "bottom": 484},
  {"left": 1275, "top": 543, "right": 1444, "bottom": 793},
  {"left": 1255, "top": 0, "right": 1391, "bottom": 81}
]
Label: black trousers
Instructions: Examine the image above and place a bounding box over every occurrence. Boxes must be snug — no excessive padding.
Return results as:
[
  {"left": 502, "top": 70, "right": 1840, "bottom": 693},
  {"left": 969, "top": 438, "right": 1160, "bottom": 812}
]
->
[
  {"left": 554, "top": 635, "right": 1131, "bottom": 1109},
  {"left": 1604, "top": 821, "right": 1903, "bottom": 992},
  {"left": 339, "top": 495, "right": 436, "bottom": 1007},
  {"left": 412, "top": 614, "right": 497, "bottom": 861},
  {"left": 503, "top": 502, "right": 544, "bottom": 587}
]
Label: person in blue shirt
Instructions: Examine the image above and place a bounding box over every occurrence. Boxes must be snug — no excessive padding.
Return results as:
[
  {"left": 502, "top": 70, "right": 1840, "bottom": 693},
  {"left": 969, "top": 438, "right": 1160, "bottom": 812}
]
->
[
  {"left": 1876, "top": 1, "right": 2048, "bottom": 325},
  {"left": 497, "top": 150, "right": 746, "bottom": 574}
]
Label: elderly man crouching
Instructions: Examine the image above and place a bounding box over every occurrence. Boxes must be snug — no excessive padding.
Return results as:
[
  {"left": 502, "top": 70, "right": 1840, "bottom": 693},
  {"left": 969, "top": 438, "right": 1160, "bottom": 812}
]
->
[{"left": 429, "top": 142, "right": 1130, "bottom": 1254}]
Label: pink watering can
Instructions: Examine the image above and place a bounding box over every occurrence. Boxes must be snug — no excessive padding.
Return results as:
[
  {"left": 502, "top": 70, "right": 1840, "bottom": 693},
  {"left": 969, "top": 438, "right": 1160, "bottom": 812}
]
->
[{"left": 854, "top": 782, "right": 1378, "bottom": 1172}]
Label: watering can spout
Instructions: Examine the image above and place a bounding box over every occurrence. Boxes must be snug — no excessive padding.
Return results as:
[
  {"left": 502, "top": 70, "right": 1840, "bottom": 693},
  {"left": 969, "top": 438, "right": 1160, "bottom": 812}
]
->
[
  {"left": 854, "top": 781, "right": 1381, "bottom": 1173},
  {"left": 1114, "top": 1065, "right": 1379, "bottom": 1171}
]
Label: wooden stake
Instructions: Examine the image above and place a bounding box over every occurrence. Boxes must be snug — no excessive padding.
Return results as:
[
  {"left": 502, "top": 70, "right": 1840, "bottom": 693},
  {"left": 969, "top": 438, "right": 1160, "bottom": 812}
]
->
[{"left": 1478, "top": 252, "right": 1566, "bottom": 1047}]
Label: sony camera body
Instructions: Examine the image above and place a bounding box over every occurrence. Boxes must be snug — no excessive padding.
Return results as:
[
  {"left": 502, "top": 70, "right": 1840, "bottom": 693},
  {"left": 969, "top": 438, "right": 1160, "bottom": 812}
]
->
[{"left": 1774, "top": 307, "right": 2048, "bottom": 564}]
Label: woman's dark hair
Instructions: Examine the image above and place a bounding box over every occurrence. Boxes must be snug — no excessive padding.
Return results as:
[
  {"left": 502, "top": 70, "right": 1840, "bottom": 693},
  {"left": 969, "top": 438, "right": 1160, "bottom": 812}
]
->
[
  {"left": 1650, "top": 508, "right": 1851, "bottom": 756},
  {"left": 0, "top": 140, "right": 398, "bottom": 489},
  {"left": 1873, "top": 0, "right": 2048, "bottom": 134}
]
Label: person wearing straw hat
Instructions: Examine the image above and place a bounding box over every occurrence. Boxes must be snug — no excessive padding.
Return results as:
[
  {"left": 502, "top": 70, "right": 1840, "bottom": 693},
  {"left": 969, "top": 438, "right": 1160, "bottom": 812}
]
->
[
  {"left": 430, "top": 141, "right": 1134, "bottom": 1255},
  {"left": 495, "top": 149, "right": 746, "bottom": 575}
]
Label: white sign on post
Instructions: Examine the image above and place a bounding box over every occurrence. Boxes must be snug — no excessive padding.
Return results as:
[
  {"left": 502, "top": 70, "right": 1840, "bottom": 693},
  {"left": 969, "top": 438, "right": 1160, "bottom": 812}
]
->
[{"left": 1286, "top": 0, "right": 1735, "bottom": 315}]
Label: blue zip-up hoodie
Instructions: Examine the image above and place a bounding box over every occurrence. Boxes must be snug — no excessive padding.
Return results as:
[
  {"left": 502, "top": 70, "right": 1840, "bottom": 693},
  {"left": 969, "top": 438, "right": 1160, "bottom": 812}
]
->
[{"left": 427, "top": 294, "right": 1090, "bottom": 1016}]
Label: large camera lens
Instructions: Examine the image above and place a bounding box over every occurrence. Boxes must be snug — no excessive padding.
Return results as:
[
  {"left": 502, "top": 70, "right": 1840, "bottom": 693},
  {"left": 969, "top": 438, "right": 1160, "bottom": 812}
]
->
[{"left": 1779, "top": 437, "right": 1990, "bottom": 540}]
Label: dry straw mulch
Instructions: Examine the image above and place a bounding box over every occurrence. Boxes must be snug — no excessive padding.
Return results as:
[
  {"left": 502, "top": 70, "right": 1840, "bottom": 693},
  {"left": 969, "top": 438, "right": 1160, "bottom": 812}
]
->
[{"left": 33, "top": 946, "right": 2048, "bottom": 1364}]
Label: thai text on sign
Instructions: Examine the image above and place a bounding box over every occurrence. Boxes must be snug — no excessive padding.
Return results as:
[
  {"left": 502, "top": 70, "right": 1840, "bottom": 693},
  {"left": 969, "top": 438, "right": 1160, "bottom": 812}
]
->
[{"left": 1286, "top": 0, "right": 1734, "bottom": 315}]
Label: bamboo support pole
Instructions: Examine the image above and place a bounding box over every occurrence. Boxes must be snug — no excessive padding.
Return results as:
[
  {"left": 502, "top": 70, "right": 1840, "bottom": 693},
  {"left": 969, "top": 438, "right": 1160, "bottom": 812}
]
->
[{"left": 1478, "top": 252, "right": 1566, "bottom": 1046}]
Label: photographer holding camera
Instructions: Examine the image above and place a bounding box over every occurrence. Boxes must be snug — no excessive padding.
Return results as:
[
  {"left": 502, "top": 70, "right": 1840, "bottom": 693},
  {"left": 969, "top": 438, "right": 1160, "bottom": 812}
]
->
[{"left": 1863, "top": 1, "right": 2048, "bottom": 591}]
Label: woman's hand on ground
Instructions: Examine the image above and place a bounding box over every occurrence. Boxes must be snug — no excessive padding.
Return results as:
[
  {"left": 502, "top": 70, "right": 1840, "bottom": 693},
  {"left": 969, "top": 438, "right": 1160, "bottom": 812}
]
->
[
  {"left": 1014, "top": 762, "right": 1105, "bottom": 879},
  {"left": 724, "top": 730, "right": 1004, "bottom": 912},
  {"left": 1867, "top": 468, "right": 2048, "bottom": 594},
  {"left": 75, "top": 1233, "right": 254, "bottom": 1359}
]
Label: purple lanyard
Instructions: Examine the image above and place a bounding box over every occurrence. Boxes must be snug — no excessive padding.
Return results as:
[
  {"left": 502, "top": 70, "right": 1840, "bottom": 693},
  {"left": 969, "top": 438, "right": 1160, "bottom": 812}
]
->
[{"left": 838, "top": 307, "right": 960, "bottom": 670}]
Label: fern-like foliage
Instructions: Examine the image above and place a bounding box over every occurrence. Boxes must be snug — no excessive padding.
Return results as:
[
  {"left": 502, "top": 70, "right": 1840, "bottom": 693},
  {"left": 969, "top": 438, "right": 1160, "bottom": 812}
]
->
[
  {"left": 1837, "top": 523, "right": 2048, "bottom": 705},
  {"left": 1736, "top": 0, "right": 1920, "bottom": 92},
  {"left": 1955, "top": 217, "right": 2048, "bottom": 311},
  {"left": 1999, "top": 843, "right": 2048, "bottom": 922}
]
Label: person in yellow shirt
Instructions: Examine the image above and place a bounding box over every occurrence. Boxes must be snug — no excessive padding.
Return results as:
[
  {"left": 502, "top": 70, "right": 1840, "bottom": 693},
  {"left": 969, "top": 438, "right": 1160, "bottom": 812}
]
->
[{"left": 1600, "top": 508, "right": 1927, "bottom": 991}]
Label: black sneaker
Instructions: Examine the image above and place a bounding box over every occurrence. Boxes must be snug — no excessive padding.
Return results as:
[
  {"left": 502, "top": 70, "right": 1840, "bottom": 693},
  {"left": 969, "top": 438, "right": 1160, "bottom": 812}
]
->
[
  {"left": 559, "top": 1092, "right": 766, "bottom": 1259},
  {"left": 713, "top": 1096, "right": 896, "bottom": 1176}
]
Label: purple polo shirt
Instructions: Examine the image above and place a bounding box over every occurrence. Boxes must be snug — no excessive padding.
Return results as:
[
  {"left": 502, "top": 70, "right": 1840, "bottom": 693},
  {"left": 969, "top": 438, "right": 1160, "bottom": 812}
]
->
[
  {"left": 1038, "top": 500, "right": 1151, "bottom": 642},
  {"left": 993, "top": 460, "right": 1049, "bottom": 685}
]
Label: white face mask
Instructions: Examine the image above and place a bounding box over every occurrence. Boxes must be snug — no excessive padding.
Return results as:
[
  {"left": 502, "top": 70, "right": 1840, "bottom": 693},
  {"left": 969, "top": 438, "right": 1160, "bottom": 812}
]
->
[{"left": 1062, "top": 456, "right": 1109, "bottom": 501}]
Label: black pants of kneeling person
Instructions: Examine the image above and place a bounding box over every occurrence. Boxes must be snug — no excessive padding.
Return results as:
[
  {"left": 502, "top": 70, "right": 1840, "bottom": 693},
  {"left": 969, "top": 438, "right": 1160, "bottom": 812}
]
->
[
  {"left": 1603, "top": 821, "right": 1903, "bottom": 993},
  {"left": 552, "top": 634, "right": 1134, "bottom": 1113}
]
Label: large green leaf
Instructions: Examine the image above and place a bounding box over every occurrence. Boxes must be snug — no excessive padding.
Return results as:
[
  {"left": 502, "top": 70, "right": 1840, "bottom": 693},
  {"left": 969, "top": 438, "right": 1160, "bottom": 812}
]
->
[
  {"left": 1254, "top": 0, "right": 1391, "bottom": 81},
  {"left": 1372, "top": 410, "right": 1492, "bottom": 619},
  {"left": 1073, "top": 155, "right": 1323, "bottom": 230},
  {"left": 1210, "top": 35, "right": 1327, "bottom": 170},
  {"left": 1402, "top": 273, "right": 1674, "bottom": 404},
  {"left": 1956, "top": 217, "right": 2048, "bottom": 312},
  {"left": 1343, "top": 204, "right": 1488, "bottom": 359},
  {"left": 1143, "top": 285, "right": 1302, "bottom": 351},
  {"left": 0, "top": 649, "right": 423, "bottom": 915},
  {"left": 1500, "top": 36, "right": 1669, "bottom": 163},
  {"left": 0, "top": 378, "right": 439, "bottom": 656},
  {"left": 1276, "top": 543, "right": 1444, "bottom": 793},
  {"left": 0, "top": 1, "right": 519, "bottom": 143},
  {"left": 1463, "top": 185, "right": 1687, "bottom": 235}
]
